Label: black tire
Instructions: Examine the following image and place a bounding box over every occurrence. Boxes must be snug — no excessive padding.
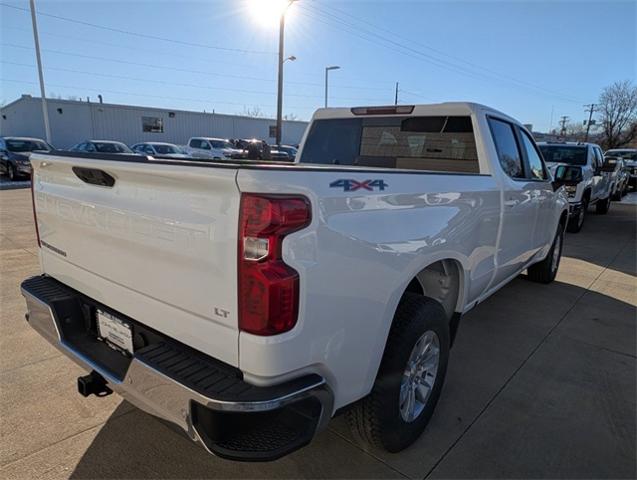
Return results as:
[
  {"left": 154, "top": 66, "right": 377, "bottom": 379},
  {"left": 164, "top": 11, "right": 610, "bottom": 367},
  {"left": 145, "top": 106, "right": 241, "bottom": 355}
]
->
[
  {"left": 566, "top": 198, "right": 587, "bottom": 233},
  {"left": 612, "top": 189, "right": 621, "bottom": 201},
  {"left": 347, "top": 294, "right": 449, "bottom": 453},
  {"left": 596, "top": 196, "right": 611, "bottom": 214},
  {"left": 528, "top": 225, "right": 564, "bottom": 284},
  {"left": 7, "top": 164, "right": 16, "bottom": 181}
]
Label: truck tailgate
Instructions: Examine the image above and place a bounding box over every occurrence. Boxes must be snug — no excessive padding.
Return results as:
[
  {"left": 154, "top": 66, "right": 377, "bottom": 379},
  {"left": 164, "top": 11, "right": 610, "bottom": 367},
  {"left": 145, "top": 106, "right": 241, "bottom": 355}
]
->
[{"left": 31, "top": 154, "right": 241, "bottom": 366}]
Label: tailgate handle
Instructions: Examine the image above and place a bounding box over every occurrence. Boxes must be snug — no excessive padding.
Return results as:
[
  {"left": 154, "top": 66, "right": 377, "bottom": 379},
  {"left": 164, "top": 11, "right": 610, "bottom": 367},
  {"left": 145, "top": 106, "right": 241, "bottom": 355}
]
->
[{"left": 72, "top": 167, "right": 115, "bottom": 187}]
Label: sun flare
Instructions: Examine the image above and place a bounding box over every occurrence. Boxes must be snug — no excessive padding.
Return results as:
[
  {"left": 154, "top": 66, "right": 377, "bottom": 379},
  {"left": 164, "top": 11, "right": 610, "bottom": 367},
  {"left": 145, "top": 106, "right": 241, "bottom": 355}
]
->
[{"left": 246, "top": 0, "right": 296, "bottom": 28}]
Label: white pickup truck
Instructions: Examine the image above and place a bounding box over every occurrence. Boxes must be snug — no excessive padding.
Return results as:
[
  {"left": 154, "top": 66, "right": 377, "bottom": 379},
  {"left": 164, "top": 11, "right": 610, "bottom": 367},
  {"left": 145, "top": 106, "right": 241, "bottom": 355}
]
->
[
  {"left": 22, "top": 103, "right": 568, "bottom": 461},
  {"left": 538, "top": 142, "right": 615, "bottom": 233}
]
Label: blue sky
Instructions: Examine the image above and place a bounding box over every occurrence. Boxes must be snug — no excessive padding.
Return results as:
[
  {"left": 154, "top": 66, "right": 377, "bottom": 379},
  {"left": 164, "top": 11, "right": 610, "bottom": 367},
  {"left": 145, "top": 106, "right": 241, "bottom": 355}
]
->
[{"left": 1, "top": 0, "right": 635, "bottom": 131}]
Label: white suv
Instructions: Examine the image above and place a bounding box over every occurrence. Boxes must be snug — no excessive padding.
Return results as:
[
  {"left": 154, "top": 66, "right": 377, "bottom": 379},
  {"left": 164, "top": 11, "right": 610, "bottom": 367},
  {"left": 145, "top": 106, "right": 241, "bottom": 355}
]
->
[{"left": 185, "top": 137, "right": 243, "bottom": 160}]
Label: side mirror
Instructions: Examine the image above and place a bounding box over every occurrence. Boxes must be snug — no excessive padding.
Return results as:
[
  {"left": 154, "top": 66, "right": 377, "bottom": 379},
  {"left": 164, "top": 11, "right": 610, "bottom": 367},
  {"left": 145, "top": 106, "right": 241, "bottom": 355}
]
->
[{"left": 553, "top": 165, "right": 583, "bottom": 191}]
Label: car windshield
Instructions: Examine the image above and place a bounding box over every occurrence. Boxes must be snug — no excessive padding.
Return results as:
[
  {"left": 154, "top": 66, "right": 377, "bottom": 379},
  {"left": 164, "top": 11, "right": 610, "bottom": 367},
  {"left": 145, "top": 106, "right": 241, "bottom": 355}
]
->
[
  {"left": 607, "top": 150, "right": 637, "bottom": 161},
  {"left": 94, "top": 142, "right": 131, "bottom": 153},
  {"left": 538, "top": 146, "right": 587, "bottom": 166},
  {"left": 299, "top": 116, "right": 480, "bottom": 173},
  {"left": 210, "top": 140, "right": 233, "bottom": 149},
  {"left": 153, "top": 144, "right": 179, "bottom": 154},
  {"left": 6, "top": 139, "right": 49, "bottom": 152}
]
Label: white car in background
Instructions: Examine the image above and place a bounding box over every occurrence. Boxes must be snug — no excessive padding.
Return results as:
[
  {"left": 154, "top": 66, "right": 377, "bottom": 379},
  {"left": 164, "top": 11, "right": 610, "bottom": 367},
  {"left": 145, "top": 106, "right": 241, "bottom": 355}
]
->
[
  {"left": 605, "top": 148, "right": 637, "bottom": 190},
  {"left": 131, "top": 142, "right": 190, "bottom": 159},
  {"left": 185, "top": 137, "right": 243, "bottom": 160},
  {"left": 69, "top": 140, "right": 135, "bottom": 155}
]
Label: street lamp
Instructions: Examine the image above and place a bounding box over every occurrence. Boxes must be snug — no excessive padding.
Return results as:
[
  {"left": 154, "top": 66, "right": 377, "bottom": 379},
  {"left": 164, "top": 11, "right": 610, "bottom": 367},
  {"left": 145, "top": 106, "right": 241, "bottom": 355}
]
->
[
  {"left": 324, "top": 65, "right": 340, "bottom": 108},
  {"left": 275, "top": 0, "right": 297, "bottom": 147}
]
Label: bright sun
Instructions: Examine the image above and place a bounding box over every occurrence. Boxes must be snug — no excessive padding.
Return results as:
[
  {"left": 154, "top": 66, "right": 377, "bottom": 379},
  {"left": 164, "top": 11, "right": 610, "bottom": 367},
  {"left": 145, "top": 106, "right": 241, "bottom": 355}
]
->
[{"left": 247, "top": 0, "right": 296, "bottom": 28}]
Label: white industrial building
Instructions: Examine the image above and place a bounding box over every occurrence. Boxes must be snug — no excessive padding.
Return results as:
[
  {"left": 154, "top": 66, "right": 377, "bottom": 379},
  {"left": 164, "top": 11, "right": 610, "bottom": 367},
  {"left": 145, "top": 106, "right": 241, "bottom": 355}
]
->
[{"left": 0, "top": 95, "right": 309, "bottom": 149}]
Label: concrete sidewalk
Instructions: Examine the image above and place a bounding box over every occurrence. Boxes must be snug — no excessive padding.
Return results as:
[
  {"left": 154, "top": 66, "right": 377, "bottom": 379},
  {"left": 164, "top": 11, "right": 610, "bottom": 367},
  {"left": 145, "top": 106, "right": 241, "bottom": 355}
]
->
[{"left": 1, "top": 188, "right": 635, "bottom": 479}]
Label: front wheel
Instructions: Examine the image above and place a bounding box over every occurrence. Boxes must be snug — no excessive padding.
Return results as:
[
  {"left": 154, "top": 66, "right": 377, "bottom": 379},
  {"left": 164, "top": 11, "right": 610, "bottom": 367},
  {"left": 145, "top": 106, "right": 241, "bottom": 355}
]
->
[
  {"left": 567, "top": 199, "right": 587, "bottom": 233},
  {"left": 596, "top": 196, "right": 611, "bottom": 214},
  {"left": 7, "top": 164, "right": 16, "bottom": 181},
  {"left": 347, "top": 294, "right": 449, "bottom": 452},
  {"left": 528, "top": 225, "right": 564, "bottom": 284}
]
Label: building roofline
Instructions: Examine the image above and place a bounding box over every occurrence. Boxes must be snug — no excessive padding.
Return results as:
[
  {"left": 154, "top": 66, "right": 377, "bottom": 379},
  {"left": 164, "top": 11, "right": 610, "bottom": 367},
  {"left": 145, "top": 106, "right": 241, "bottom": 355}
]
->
[{"left": 0, "top": 94, "right": 309, "bottom": 124}]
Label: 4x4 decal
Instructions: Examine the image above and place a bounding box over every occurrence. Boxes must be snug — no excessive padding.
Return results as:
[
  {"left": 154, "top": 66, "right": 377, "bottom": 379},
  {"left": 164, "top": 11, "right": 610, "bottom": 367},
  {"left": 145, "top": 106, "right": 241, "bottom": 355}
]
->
[{"left": 330, "top": 179, "right": 388, "bottom": 192}]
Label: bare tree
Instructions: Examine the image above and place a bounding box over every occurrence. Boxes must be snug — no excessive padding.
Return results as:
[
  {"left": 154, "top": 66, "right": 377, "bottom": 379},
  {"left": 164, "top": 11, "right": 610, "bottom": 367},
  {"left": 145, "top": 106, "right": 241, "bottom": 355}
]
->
[
  {"left": 283, "top": 113, "right": 299, "bottom": 121},
  {"left": 565, "top": 122, "right": 587, "bottom": 142},
  {"left": 242, "top": 106, "right": 266, "bottom": 118},
  {"left": 598, "top": 80, "right": 637, "bottom": 149}
]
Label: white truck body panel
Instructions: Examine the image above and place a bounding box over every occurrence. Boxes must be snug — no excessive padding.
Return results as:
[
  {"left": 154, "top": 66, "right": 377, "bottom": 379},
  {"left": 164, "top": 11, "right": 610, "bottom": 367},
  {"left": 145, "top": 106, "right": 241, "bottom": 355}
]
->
[{"left": 33, "top": 156, "right": 242, "bottom": 365}]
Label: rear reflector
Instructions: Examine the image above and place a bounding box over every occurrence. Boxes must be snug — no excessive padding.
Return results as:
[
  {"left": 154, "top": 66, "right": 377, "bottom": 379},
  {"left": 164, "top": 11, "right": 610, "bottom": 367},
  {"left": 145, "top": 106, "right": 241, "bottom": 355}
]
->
[
  {"left": 351, "top": 105, "right": 415, "bottom": 115},
  {"left": 238, "top": 194, "right": 311, "bottom": 336}
]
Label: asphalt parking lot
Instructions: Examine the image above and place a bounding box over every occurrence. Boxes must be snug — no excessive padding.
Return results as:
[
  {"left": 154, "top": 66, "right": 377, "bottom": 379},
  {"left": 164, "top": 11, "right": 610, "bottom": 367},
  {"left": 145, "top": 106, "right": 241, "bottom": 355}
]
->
[{"left": 1, "top": 186, "right": 635, "bottom": 479}]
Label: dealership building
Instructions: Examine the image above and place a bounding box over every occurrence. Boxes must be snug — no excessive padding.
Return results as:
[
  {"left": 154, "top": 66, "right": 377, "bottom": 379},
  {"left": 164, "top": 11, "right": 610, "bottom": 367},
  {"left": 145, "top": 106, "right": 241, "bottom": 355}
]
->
[{"left": 0, "top": 95, "right": 309, "bottom": 149}]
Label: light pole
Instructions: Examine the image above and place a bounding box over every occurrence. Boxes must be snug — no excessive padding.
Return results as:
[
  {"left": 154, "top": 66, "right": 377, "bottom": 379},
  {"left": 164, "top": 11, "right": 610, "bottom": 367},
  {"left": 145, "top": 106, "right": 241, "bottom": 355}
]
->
[
  {"left": 29, "top": 0, "right": 51, "bottom": 143},
  {"left": 324, "top": 66, "right": 340, "bottom": 108},
  {"left": 275, "top": 0, "right": 297, "bottom": 147}
]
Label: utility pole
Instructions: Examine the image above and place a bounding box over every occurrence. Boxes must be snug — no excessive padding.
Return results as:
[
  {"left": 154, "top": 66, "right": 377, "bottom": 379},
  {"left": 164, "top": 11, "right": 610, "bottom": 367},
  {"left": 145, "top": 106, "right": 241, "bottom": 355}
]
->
[
  {"left": 559, "top": 115, "right": 569, "bottom": 137},
  {"left": 275, "top": 11, "right": 285, "bottom": 147},
  {"left": 394, "top": 82, "right": 399, "bottom": 105},
  {"left": 29, "top": 0, "right": 51, "bottom": 143},
  {"left": 583, "top": 104, "right": 597, "bottom": 142}
]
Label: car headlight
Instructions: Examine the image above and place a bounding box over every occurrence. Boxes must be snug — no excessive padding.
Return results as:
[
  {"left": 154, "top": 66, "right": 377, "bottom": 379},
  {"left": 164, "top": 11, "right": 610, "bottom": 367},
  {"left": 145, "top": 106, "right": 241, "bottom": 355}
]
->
[
  {"left": 565, "top": 185, "right": 577, "bottom": 197},
  {"left": 19, "top": 159, "right": 31, "bottom": 165}
]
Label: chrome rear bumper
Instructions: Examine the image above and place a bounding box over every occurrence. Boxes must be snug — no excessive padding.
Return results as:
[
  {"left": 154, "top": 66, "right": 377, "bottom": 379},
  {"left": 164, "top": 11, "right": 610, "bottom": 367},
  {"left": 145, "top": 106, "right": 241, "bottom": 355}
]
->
[{"left": 22, "top": 275, "right": 333, "bottom": 461}]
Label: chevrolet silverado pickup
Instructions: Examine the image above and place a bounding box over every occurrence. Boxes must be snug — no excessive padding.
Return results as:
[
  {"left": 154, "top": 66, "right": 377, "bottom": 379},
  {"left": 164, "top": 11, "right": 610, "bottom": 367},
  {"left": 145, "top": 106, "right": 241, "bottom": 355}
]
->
[
  {"left": 539, "top": 142, "right": 615, "bottom": 233},
  {"left": 22, "top": 103, "right": 569, "bottom": 461}
]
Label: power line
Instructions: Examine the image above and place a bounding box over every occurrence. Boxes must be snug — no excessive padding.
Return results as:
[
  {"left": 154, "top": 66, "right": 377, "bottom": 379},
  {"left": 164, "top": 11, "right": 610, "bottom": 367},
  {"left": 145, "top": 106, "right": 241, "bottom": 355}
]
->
[
  {"left": 0, "top": 77, "right": 317, "bottom": 113},
  {"left": 1, "top": 42, "right": 392, "bottom": 93},
  {"left": 0, "top": 2, "right": 276, "bottom": 55},
  {"left": 301, "top": 3, "right": 584, "bottom": 105},
  {"left": 0, "top": 60, "right": 393, "bottom": 103},
  {"left": 319, "top": 1, "right": 582, "bottom": 104}
]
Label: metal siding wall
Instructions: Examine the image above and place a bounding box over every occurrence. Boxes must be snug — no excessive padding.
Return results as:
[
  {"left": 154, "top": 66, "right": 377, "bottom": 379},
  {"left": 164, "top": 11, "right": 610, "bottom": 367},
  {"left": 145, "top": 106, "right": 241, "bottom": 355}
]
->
[{"left": 1, "top": 97, "right": 308, "bottom": 148}]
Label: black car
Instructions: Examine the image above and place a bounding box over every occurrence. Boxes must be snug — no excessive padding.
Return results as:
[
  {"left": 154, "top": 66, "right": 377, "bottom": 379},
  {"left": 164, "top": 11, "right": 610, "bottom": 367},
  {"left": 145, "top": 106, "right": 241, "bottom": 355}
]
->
[{"left": 0, "top": 136, "right": 54, "bottom": 181}]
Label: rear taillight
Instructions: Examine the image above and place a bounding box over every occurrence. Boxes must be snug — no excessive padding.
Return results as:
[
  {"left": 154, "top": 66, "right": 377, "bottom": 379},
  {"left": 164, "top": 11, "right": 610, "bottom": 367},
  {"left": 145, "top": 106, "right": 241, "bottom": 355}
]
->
[
  {"left": 30, "top": 170, "right": 41, "bottom": 247},
  {"left": 238, "top": 194, "right": 311, "bottom": 336}
]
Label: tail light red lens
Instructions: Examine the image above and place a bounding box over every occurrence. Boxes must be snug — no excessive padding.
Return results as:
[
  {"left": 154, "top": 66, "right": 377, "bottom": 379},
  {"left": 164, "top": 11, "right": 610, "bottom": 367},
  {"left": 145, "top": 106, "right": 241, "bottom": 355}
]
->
[
  {"left": 30, "top": 170, "right": 41, "bottom": 247},
  {"left": 238, "top": 194, "right": 311, "bottom": 336}
]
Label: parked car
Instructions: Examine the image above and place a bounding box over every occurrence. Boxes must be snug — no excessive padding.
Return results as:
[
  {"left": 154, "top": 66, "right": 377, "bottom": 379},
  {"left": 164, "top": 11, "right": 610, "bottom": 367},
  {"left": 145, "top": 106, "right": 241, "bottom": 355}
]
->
[
  {"left": 0, "top": 136, "right": 53, "bottom": 181},
  {"left": 69, "top": 140, "right": 134, "bottom": 154},
  {"left": 603, "top": 156, "right": 630, "bottom": 200},
  {"left": 538, "top": 142, "right": 614, "bottom": 232},
  {"left": 605, "top": 148, "right": 637, "bottom": 190},
  {"left": 275, "top": 144, "right": 298, "bottom": 161},
  {"left": 22, "top": 102, "right": 568, "bottom": 461},
  {"left": 131, "top": 142, "right": 190, "bottom": 159},
  {"left": 185, "top": 137, "right": 243, "bottom": 160}
]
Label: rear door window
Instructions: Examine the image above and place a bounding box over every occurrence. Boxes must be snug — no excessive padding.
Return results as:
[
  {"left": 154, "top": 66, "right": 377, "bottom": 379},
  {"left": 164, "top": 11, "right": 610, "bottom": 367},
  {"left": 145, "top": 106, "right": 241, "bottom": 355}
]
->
[
  {"left": 299, "top": 116, "right": 480, "bottom": 173},
  {"left": 519, "top": 130, "right": 547, "bottom": 180},
  {"left": 488, "top": 118, "right": 524, "bottom": 179}
]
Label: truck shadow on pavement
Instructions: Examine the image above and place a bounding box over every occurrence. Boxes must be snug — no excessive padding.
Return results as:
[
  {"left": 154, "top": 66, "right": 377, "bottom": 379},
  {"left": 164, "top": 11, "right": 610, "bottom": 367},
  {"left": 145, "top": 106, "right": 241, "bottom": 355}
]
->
[{"left": 69, "top": 278, "right": 636, "bottom": 480}]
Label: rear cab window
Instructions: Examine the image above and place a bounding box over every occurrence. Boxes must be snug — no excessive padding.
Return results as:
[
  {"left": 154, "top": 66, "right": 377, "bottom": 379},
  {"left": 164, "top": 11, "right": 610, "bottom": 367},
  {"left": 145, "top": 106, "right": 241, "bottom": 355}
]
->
[
  {"left": 298, "top": 115, "right": 480, "bottom": 174},
  {"left": 487, "top": 118, "right": 524, "bottom": 179}
]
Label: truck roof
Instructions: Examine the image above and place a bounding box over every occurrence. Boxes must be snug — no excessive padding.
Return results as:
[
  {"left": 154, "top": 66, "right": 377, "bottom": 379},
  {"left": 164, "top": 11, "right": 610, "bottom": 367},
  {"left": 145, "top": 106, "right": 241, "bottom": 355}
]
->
[{"left": 312, "top": 102, "right": 520, "bottom": 124}]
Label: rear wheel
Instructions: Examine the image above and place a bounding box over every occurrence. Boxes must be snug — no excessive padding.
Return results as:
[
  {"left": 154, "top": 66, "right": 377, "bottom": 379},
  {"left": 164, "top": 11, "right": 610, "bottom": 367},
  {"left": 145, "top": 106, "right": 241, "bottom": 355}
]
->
[
  {"left": 347, "top": 294, "right": 449, "bottom": 452},
  {"left": 596, "top": 196, "right": 611, "bottom": 214},
  {"left": 528, "top": 226, "right": 563, "bottom": 283}
]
